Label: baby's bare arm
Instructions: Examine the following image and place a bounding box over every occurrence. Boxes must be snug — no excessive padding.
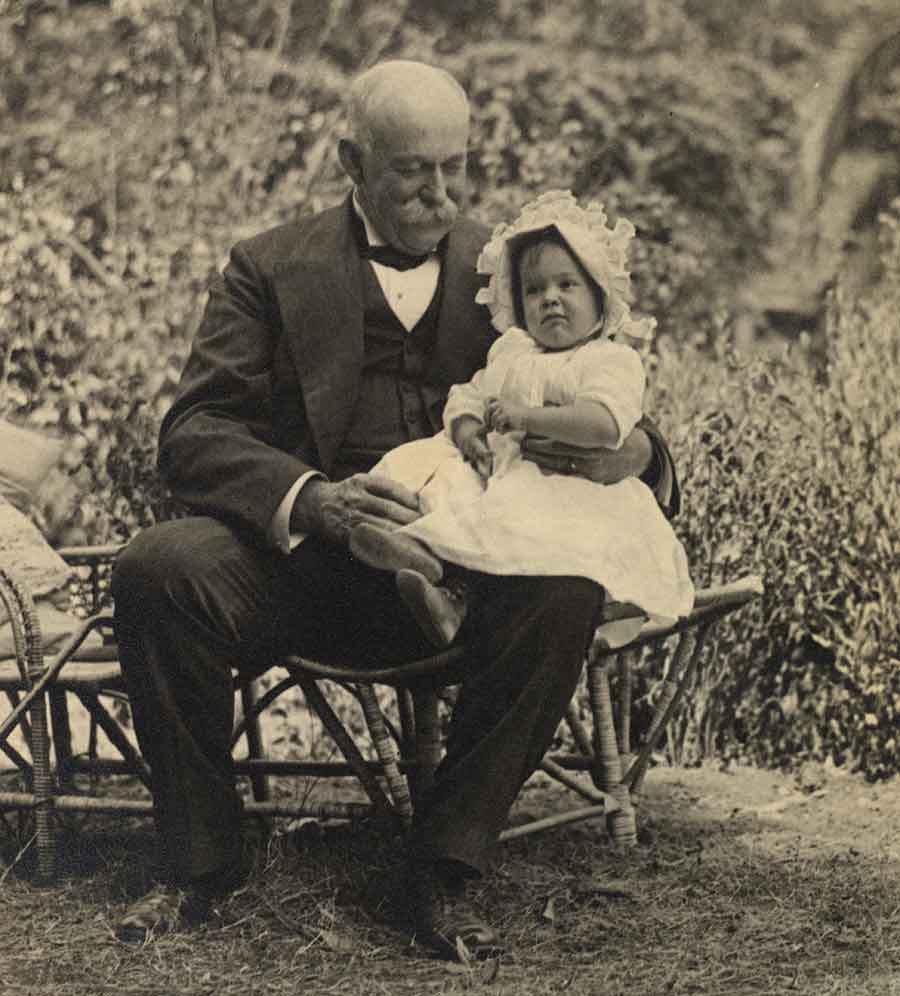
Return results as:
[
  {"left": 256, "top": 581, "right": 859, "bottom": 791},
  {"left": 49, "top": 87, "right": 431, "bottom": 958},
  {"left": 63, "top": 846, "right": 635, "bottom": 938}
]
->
[{"left": 485, "top": 398, "right": 620, "bottom": 449}]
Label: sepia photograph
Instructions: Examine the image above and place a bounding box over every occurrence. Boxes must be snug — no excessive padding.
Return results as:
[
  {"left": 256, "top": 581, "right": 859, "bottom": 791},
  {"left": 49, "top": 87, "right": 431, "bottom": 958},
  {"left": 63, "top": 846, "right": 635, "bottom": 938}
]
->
[{"left": 2, "top": 1, "right": 899, "bottom": 992}]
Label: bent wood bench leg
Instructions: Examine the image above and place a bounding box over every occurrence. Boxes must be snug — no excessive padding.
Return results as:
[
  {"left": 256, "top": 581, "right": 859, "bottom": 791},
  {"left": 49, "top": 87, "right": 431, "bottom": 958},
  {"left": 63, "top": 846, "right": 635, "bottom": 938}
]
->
[
  {"left": 616, "top": 649, "right": 636, "bottom": 776},
  {"left": 565, "top": 701, "right": 594, "bottom": 760},
  {"left": 397, "top": 688, "right": 416, "bottom": 764},
  {"left": 3, "top": 688, "right": 33, "bottom": 766},
  {"left": 48, "top": 688, "right": 75, "bottom": 792},
  {"left": 238, "top": 679, "right": 270, "bottom": 803},
  {"left": 70, "top": 690, "right": 152, "bottom": 790},
  {"left": 410, "top": 686, "right": 441, "bottom": 808},
  {"left": 0, "top": 715, "right": 32, "bottom": 772},
  {"left": 625, "top": 625, "right": 711, "bottom": 799},
  {"left": 586, "top": 654, "right": 636, "bottom": 846},
  {"left": 231, "top": 673, "right": 297, "bottom": 747},
  {"left": 292, "top": 673, "right": 400, "bottom": 829},
  {"left": 0, "top": 568, "right": 55, "bottom": 882},
  {"left": 357, "top": 685, "right": 413, "bottom": 828}
]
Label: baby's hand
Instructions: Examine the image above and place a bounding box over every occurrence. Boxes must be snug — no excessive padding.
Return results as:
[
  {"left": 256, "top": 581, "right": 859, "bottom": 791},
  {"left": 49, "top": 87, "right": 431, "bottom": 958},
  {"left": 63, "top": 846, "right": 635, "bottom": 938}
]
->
[
  {"left": 485, "top": 396, "right": 528, "bottom": 434},
  {"left": 454, "top": 417, "right": 493, "bottom": 479},
  {"left": 460, "top": 432, "right": 493, "bottom": 480}
]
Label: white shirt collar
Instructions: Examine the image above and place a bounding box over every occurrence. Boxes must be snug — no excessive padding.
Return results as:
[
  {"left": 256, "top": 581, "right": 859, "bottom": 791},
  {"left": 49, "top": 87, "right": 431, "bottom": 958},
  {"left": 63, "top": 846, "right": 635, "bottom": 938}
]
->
[
  {"left": 350, "top": 190, "right": 441, "bottom": 333},
  {"left": 353, "top": 190, "right": 387, "bottom": 247}
]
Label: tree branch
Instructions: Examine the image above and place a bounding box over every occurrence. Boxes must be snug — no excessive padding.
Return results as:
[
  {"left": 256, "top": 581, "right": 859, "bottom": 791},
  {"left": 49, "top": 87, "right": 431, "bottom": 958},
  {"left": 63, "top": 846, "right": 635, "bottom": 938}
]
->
[{"left": 44, "top": 226, "right": 124, "bottom": 291}]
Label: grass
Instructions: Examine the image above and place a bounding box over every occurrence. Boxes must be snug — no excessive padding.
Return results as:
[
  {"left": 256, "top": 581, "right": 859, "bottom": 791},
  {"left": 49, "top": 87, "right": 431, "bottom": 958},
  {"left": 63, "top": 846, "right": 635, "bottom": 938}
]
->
[{"left": 3, "top": 771, "right": 900, "bottom": 996}]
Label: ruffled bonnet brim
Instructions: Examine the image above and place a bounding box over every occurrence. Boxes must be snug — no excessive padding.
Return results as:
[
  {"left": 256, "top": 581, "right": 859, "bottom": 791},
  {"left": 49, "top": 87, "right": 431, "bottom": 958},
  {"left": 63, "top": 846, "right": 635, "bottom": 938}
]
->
[{"left": 474, "top": 190, "right": 656, "bottom": 346}]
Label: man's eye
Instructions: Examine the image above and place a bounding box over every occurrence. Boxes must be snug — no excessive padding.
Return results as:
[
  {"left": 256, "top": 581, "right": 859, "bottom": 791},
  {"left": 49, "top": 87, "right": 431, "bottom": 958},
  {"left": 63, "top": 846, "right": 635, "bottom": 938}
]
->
[
  {"left": 524, "top": 285, "right": 540, "bottom": 295},
  {"left": 395, "top": 163, "right": 422, "bottom": 177}
]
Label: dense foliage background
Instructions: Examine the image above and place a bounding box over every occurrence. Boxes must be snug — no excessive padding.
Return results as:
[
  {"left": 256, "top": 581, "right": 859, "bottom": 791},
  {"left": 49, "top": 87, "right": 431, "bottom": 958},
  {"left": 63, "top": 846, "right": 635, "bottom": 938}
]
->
[{"left": 3, "top": 0, "right": 899, "bottom": 778}]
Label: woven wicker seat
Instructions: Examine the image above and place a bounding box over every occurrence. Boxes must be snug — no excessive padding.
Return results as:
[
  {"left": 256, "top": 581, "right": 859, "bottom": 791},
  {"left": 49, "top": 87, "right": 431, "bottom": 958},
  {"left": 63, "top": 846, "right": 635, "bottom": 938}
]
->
[{"left": 1, "top": 544, "right": 762, "bottom": 881}]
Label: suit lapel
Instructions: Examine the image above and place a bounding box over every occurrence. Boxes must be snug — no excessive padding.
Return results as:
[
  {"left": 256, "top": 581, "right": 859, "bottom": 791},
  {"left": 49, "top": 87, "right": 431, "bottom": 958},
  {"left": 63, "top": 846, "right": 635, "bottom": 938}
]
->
[
  {"left": 272, "top": 204, "right": 491, "bottom": 475},
  {"left": 273, "top": 200, "right": 364, "bottom": 476},
  {"left": 429, "top": 220, "right": 495, "bottom": 385}
]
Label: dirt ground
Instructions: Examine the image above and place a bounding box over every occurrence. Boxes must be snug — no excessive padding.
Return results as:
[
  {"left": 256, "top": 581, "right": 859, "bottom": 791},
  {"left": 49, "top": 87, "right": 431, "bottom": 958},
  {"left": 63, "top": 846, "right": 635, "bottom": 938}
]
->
[
  {"left": 509, "top": 758, "right": 900, "bottom": 995},
  {"left": 4, "top": 757, "right": 900, "bottom": 996},
  {"left": 627, "top": 759, "right": 900, "bottom": 863},
  {"left": 5, "top": 689, "right": 900, "bottom": 996}
]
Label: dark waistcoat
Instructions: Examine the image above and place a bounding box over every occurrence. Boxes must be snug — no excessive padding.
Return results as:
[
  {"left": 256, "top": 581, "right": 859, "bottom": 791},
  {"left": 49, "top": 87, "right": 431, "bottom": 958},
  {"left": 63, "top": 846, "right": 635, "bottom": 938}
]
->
[{"left": 332, "top": 262, "right": 445, "bottom": 480}]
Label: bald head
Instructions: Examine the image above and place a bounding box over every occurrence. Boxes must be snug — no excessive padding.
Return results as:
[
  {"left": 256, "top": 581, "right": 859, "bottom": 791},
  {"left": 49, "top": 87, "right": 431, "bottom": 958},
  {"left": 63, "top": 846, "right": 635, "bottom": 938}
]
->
[
  {"left": 339, "top": 60, "right": 470, "bottom": 255},
  {"left": 346, "top": 60, "right": 469, "bottom": 155}
]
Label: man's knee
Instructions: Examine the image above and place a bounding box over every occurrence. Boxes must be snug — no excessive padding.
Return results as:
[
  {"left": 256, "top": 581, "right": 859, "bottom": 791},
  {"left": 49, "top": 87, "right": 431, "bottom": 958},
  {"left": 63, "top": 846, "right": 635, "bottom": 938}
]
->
[
  {"left": 114, "top": 523, "right": 182, "bottom": 607},
  {"left": 532, "top": 576, "right": 603, "bottom": 624},
  {"left": 112, "top": 517, "right": 284, "bottom": 657},
  {"left": 112, "top": 517, "right": 237, "bottom": 611}
]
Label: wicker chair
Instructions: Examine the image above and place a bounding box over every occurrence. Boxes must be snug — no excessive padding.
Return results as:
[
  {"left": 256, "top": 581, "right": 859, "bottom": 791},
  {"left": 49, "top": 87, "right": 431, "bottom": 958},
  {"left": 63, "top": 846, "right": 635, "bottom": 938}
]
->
[{"left": 0, "top": 543, "right": 763, "bottom": 882}]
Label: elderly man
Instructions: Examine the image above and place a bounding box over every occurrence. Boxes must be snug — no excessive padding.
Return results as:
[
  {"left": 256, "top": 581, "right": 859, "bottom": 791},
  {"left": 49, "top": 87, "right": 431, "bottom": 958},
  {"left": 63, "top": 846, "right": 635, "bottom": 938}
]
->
[{"left": 112, "top": 60, "right": 678, "bottom": 958}]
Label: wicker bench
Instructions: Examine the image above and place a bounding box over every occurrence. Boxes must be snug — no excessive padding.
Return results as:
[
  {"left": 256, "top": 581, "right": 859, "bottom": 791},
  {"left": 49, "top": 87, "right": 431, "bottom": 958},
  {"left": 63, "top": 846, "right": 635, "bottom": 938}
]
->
[{"left": 1, "top": 544, "right": 763, "bottom": 881}]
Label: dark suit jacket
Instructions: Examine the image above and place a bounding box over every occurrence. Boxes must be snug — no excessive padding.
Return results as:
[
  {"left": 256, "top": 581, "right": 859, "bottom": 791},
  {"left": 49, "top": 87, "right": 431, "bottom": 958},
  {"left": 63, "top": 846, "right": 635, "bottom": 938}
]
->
[
  {"left": 158, "top": 198, "right": 495, "bottom": 539},
  {"left": 159, "top": 196, "right": 680, "bottom": 542}
]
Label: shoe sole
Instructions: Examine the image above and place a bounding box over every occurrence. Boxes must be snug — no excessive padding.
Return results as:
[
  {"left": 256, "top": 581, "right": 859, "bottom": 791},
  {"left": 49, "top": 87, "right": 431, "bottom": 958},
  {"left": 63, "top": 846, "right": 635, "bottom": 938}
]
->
[
  {"left": 417, "top": 924, "right": 504, "bottom": 961},
  {"left": 396, "top": 569, "right": 456, "bottom": 649},
  {"left": 349, "top": 524, "right": 443, "bottom": 583}
]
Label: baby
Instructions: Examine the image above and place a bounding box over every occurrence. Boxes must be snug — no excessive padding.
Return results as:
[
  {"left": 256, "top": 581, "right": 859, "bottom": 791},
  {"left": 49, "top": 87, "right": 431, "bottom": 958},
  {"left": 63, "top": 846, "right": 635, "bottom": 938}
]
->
[{"left": 350, "top": 190, "right": 694, "bottom": 647}]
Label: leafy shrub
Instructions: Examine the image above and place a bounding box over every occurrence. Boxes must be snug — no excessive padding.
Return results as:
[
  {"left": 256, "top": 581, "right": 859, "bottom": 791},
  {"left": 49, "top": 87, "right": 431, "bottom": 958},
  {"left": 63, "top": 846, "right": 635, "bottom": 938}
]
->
[
  {"left": 646, "top": 202, "right": 900, "bottom": 777},
  {"left": 0, "top": 185, "right": 192, "bottom": 542}
]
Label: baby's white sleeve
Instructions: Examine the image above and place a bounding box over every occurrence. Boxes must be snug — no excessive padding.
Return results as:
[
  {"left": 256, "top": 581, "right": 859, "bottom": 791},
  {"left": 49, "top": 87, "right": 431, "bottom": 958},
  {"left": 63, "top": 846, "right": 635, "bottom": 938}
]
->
[
  {"left": 442, "top": 329, "right": 523, "bottom": 435},
  {"left": 443, "top": 368, "right": 489, "bottom": 435},
  {"left": 576, "top": 341, "right": 645, "bottom": 448}
]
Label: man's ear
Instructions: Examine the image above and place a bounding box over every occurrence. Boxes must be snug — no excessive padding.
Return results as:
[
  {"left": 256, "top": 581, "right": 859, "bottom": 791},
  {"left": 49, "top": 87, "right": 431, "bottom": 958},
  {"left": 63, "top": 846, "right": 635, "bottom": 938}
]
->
[{"left": 338, "top": 139, "right": 364, "bottom": 185}]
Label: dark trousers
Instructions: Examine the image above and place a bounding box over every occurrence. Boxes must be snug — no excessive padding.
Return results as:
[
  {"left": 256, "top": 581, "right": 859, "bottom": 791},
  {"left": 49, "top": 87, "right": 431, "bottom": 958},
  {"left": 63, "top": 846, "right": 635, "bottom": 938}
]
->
[{"left": 111, "top": 516, "right": 603, "bottom": 884}]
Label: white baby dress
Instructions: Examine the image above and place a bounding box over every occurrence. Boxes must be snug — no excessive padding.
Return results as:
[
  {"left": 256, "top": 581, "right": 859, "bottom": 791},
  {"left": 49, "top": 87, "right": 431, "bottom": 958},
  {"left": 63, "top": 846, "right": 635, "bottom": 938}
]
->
[{"left": 372, "top": 327, "right": 694, "bottom": 624}]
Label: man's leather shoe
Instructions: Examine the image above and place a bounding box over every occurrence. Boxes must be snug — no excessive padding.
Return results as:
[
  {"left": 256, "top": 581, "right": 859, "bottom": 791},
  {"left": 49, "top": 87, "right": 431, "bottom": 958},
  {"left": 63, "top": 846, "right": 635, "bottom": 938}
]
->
[
  {"left": 115, "top": 883, "right": 213, "bottom": 944},
  {"left": 116, "top": 822, "right": 264, "bottom": 944},
  {"left": 349, "top": 524, "right": 443, "bottom": 583},
  {"left": 407, "top": 859, "right": 502, "bottom": 960}
]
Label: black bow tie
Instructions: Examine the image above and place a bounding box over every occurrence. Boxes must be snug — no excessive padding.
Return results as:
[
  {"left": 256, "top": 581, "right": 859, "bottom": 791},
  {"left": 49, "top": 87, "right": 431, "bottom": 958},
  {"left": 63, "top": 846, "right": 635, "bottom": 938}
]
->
[
  {"left": 359, "top": 243, "right": 434, "bottom": 271},
  {"left": 351, "top": 206, "right": 447, "bottom": 270}
]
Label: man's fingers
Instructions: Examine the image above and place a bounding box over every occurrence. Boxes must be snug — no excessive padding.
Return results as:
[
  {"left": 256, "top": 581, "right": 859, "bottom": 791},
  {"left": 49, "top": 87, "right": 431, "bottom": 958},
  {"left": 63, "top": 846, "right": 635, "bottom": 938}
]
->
[
  {"left": 365, "top": 499, "right": 421, "bottom": 526},
  {"left": 353, "top": 483, "right": 422, "bottom": 526},
  {"left": 520, "top": 444, "right": 615, "bottom": 482},
  {"left": 353, "top": 510, "right": 414, "bottom": 533},
  {"left": 523, "top": 449, "right": 569, "bottom": 474},
  {"left": 521, "top": 435, "right": 582, "bottom": 457},
  {"left": 363, "top": 473, "right": 422, "bottom": 510}
]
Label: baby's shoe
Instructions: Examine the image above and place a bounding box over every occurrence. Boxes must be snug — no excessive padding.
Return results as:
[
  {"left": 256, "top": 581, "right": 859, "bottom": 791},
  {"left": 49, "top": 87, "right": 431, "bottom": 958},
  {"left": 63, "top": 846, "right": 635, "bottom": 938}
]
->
[
  {"left": 396, "top": 569, "right": 468, "bottom": 648},
  {"left": 350, "top": 524, "right": 443, "bottom": 583}
]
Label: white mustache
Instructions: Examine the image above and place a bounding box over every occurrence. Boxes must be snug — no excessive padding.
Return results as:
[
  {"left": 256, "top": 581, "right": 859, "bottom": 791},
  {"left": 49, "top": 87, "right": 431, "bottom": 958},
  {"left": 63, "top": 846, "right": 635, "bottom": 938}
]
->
[{"left": 401, "top": 200, "right": 458, "bottom": 226}]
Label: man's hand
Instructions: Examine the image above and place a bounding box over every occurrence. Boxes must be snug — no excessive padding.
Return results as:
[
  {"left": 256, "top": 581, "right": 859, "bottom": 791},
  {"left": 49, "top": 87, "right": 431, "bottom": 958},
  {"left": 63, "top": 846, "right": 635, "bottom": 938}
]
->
[
  {"left": 484, "top": 396, "right": 528, "bottom": 434},
  {"left": 293, "top": 474, "right": 422, "bottom": 547},
  {"left": 521, "top": 427, "right": 653, "bottom": 485},
  {"left": 452, "top": 415, "right": 493, "bottom": 480}
]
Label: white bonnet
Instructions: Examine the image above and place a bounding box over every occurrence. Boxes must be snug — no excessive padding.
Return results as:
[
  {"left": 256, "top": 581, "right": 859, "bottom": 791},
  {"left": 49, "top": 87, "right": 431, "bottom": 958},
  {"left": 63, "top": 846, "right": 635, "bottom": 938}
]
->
[{"left": 475, "top": 190, "right": 656, "bottom": 346}]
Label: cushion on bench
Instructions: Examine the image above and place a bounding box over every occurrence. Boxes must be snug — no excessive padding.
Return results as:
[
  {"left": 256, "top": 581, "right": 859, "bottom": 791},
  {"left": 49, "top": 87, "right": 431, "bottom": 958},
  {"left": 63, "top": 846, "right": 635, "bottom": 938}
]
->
[{"left": 0, "top": 499, "right": 102, "bottom": 661}]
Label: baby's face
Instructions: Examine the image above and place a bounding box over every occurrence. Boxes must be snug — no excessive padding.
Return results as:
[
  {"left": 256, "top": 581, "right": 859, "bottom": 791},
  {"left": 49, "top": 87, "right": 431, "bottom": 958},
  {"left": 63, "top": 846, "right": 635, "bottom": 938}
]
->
[{"left": 518, "top": 243, "right": 601, "bottom": 351}]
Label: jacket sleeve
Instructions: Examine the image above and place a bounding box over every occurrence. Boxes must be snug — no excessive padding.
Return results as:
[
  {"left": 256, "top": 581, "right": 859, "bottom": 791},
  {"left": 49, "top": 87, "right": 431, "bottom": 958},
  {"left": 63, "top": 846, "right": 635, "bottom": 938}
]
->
[
  {"left": 157, "top": 242, "right": 313, "bottom": 540},
  {"left": 637, "top": 414, "right": 681, "bottom": 520}
]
